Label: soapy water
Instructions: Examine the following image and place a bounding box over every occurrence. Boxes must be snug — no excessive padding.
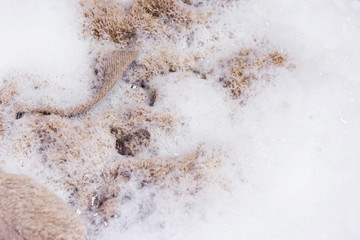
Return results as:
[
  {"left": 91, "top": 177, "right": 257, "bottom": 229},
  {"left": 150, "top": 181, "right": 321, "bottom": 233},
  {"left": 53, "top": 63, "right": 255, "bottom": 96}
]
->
[{"left": 1, "top": 0, "right": 360, "bottom": 239}]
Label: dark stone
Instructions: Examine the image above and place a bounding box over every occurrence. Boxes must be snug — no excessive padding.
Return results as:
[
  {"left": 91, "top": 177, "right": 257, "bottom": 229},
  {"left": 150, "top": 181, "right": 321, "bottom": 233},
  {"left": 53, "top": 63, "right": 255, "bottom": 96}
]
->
[
  {"left": 115, "top": 135, "right": 134, "bottom": 156},
  {"left": 16, "top": 112, "right": 24, "bottom": 119},
  {"left": 149, "top": 89, "right": 157, "bottom": 107},
  {"left": 115, "top": 129, "right": 151, "bottom": 157}
]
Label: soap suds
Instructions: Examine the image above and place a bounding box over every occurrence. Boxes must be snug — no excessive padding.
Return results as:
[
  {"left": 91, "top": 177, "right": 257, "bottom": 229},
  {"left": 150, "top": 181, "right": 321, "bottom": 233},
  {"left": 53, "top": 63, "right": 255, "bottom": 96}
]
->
[{"left": 1, "top": 0, "right": 360, "bottom": 239}]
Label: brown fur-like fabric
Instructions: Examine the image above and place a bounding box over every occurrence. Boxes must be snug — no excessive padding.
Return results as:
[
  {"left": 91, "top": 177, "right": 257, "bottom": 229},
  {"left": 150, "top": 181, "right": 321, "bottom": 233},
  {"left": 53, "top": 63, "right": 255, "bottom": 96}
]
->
[
  {"left": 82, "top": 0, "right": 208, "bottom": 84},
  {"left": 0, "top": 84, "right": 16, "bottom": 136},
  {"left": 0, "top": 172, "right": 86, "bottom": 240},
  {"left": 82, "top": 0, "right": 202, "bottom": 45},
  {"left": 222, "top": 47, "right": 290, "bottom": 99}
]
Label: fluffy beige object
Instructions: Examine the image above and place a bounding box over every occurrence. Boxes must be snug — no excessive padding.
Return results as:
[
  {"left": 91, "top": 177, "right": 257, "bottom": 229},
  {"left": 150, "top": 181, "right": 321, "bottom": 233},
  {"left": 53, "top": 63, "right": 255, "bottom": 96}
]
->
[{"left": 0, "top": 172, "right": 86, "bottom": 240}]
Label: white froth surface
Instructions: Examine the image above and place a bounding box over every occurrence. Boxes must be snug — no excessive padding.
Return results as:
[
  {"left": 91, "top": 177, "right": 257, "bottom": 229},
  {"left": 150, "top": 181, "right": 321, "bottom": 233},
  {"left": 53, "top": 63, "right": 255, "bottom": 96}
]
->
[
  {"left": 1, "top": 0, "right": 360, "bottom": 239},
  {"left": 0, "top": 0, "right": 92, "bottom": 107}
]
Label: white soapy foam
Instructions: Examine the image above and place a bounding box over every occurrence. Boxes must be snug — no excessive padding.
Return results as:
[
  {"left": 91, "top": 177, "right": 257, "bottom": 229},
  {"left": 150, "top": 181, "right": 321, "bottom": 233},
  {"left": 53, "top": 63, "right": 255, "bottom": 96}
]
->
[
  {"left": 0, "top": 0, "right": 93, "bottom": 107},
  {"left": 1, "top": 0, "right": 360, "bottom": 239},
  {"left": 105, "top": 0, "right": 360, "bottom": 239}
]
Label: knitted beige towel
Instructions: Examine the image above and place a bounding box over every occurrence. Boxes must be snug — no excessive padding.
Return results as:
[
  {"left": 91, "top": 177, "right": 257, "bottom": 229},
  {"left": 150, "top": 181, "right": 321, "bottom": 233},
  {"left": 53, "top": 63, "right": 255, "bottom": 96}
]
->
[
  {"left": 19, "top": 48, "right": 138, "bottom": 116},
  {"left": 0, "top": 172, "right": 86, "bottom": 240}
]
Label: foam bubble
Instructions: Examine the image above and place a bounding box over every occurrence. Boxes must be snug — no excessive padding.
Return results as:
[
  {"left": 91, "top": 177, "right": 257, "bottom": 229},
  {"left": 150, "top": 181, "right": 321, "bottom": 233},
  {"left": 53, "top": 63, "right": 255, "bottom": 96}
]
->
[
  {"left": 1, "top": 0, "right": 360, "bottom": 239},
  {"left": 0, "top": 0, "right": 93, "bottom": 107}
]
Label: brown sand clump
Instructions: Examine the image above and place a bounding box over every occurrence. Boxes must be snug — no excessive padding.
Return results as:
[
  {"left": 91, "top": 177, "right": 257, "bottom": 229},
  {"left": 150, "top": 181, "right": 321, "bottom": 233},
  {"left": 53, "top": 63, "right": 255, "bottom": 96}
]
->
[
  {"left": 82, "top": 0, "right": 210, "bottom": 86},
  {"left": 269, "top": 51, "right": 287, "bottom": 67},
  {"left": 120, "top": 145, "right": 221, "bottom": 185},
  {"left": 129, "top": 0, "right": 200, "bottom": 30},
  {"left": 0, "top": 172, "right": 86, "bottom": 240},
  {"left": 82, "top": 0, "right": 133, "bottom": 45},
  {"left": 82, "top": 0, "right": 203, "bottom": 46},
  {"left": 127, "top": 42, "right": 203, "bottom": 83},
  {"left": 109, "top": 107, "right": 176, "bottom": 155},
  {"left": 0, "top": 84, "right": 17, "bottom": 137},
  {"left": 117, "top": 107, "right": 175, "bottom": 133},
  {"left": 222, "top": 48, "right": 289, "bottom": 99},
  {"left": 11, "top": 113, "right": 116, "bottom": 202},
  {"left": 10, "top": 106, "right": 177, "bottom": 211},
  {"left": 82, "top": 145, "right": 223, "bottom": 221}
]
